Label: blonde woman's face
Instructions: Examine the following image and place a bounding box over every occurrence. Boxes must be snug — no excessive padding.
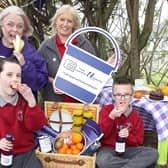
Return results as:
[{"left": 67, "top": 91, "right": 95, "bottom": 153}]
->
[
  {"left": 1, "top": 13, "right": 24, "bottom": 47},
  {"left": 56, "top": 11, "right": 75, "bottom": 39}
]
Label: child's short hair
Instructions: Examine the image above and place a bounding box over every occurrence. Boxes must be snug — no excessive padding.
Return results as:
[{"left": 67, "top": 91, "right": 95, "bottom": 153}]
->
[
  {"left": 113, "top": 77, "right": 133, "bottom": 85},
  {"left": 0, "top": 56, "right": 21, "bottom": 73},
  {"left": 112, "top": 77, "right": 134, "bottom": 94}
]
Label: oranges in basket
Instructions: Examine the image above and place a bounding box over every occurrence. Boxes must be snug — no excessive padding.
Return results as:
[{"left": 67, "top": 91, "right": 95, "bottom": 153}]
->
[
  {"left": 72, "top": 132, "right": 83, "bottom": 143},
  {"left": 54, "top": 131, "right": 85, "bottom": 155}
]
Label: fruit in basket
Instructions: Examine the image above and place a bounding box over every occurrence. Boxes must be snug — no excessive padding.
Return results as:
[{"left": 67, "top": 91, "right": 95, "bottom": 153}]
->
[
  {"left": 76, "top": 142, "right": 84, "bottom": 150},
  {"left": 72, "top": 132, "right": 83, "bottom": 143},
  {"left": 72, "top": 148, "right": 80, "bottom": 155},
  {"left": 72, "top": 110, "right": 83, "bottom": 131},
  {"left": 71, "top": 124, "right": 82, "bottom": 132},
  {"left": 83, "top": 104, "right": 93, "bottom": 123},
  {"left": 58, "top": 146, "right": 67, "bottom": 154},
  {"left": 54, "top": 136, "right": 64, "bottom": 149},
  {"left": 54, "top": 131, "right": 85, "bottom": 155},
  {"left": 83, "top": 111, "right": 93, "bottom": 123}
]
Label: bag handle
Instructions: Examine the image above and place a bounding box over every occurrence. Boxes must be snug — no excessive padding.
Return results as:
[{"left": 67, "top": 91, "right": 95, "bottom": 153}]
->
[
  {"left": 44, "top": 156, "right": 85, "bottom": 166},
  {"left": 65, "top": 26, "right": 120, "bottom": 69}
]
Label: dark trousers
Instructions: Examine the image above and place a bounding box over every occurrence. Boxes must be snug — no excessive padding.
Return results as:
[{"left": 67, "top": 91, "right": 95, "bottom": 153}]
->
[
  {"left": 0, "top": 149, "right": 43, "bottom": 168},
  {"left": 96, "top": 146, "right": 158, "bottom": 168}
]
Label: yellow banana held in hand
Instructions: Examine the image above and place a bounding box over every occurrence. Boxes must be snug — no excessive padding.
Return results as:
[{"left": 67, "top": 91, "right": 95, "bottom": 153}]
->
[{"left": 13, "top": 35, "right": 24, "bottom": 52}]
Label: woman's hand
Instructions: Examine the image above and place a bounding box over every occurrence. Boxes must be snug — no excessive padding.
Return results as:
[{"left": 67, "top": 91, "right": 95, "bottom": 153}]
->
[
  {"left": 49, "top": 77, "right": 64, "bottom": 95},
  {"left": 13, "top": 51, "right": 25, "bottom": 66},
  {"left": 0, "top": 138, "right": 13, "bottom": 151},
  {"left": 48, "top": 76, "right": 54, "bottom": 83},
  {"left": 53, "top": 89, "right": 64, "bottom": 95}
]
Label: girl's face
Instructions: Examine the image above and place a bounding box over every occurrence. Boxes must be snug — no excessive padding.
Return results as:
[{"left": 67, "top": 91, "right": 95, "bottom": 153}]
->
[
  {"left": 1, "top": 13, "right": 24, "bottom": 47},
  {"left": 56, "top": 11, "right": 75, "bottom": 39},
  {"left": 0, "top": 62, "right": 21, "bottom": 96}
]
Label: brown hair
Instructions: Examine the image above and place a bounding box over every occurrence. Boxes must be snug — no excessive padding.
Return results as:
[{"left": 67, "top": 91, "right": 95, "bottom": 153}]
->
[
  {"left": 112, "top": 77, "right": 133, "bottom": 93},
  {"left": 0, "top": 56, "right": 21, "bottom": 73}
]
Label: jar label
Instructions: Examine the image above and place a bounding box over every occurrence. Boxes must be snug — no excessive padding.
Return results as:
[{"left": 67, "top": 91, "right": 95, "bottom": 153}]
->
[
  {"left": 38, "top": 136, "right": 52, "bottom": 153},
  {"left": 115, "top": 142, "right": 125, "bottom": 153},
  {"left": 1, "top": 154, "right": 13, "bottom": 166}
]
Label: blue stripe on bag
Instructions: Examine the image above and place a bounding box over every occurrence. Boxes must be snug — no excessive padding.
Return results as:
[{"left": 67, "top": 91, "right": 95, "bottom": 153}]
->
[
  {"left": 55, "top": 77, "right": 96, "bottom": 103},
  {"left": 66, "top": 45, "right": 114, "bottom": 74}
]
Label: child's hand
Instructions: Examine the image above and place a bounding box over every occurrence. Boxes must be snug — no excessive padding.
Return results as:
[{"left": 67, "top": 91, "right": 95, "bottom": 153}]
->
[
  {"left": 109, "top": 107, "right": 122, "bottom": 119},
  {"left": 116, "top": 103, "right": 129, "bottom": 112},
  {"left": 11, "top": 83, "right": 36, "bottom": 107},
  {"left": 119, "top": 128, "right": 129, "bottom": 138},
  {"left": 0, "top": 138, "right": 13, "bottom": 151},
  {"left": 109, "top": 103, "right": 129, "bottom": 120}
]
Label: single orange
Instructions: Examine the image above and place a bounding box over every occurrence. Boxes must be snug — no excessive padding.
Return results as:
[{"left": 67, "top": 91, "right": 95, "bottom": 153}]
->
[
  {"left": 70, "top": 144, "right": 77, "bottom": 150},
  {"left": 66, "top": 148, "right": 73, "bottom": 154},
  {"left": 58, "top": 147, "right": 66, "bottom": 154},
  {"left": 161, "top": 86, "right": 168, "bottom": 96},
  {"left": 72, "top": 132, "right": 83, "bottom": 143},
  {"left": 134, "top": 91, "right": 143, "bottom": 99},
  {"left": 62, "top": 143, "right": 68, "bottom": 150},
  {"left": 76, "top": 142, "right": 84, "bottom": 150},
  {"left": 72, "top": 148, "right": 80, "bottom": 155}
]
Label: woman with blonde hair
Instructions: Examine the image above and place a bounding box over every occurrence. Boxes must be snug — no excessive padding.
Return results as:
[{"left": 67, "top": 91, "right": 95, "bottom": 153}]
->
[
  {"left": 0, "top": 5, "right": 48, "bottom": 100},
  {"left": 38, "top": 4, "right": 96, "bottom": 102}
]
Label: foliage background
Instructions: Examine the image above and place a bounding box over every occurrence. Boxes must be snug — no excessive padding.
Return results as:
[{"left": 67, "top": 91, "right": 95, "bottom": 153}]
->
[{"left": 0, "top": 0, "right": 167, "bottom": 88}]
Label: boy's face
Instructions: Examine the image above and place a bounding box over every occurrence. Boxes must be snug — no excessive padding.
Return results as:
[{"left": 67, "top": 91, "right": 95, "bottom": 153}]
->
[
  {"left": 0, "top": 62, "right": 21, "bottom": 96},
  {"left": 112, "top": 83, "right": 133, "bottom": 106}
]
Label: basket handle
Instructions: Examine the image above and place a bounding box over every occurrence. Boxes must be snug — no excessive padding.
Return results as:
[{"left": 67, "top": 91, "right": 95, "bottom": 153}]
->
[
  {"left": 44, "top": 156, "right": 85, "bottom": 166},
  {"left": 65, "top": 26, "right": 120, "bottom": 69}
]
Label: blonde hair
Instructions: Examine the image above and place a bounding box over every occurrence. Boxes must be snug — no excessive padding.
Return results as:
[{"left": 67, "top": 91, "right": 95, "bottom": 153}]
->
[
  {"left": 50, "top": 4, "right": 81, "bottom": 34},
  {"left": 0, "top": 5, "right": 33, "bottom": 37}
]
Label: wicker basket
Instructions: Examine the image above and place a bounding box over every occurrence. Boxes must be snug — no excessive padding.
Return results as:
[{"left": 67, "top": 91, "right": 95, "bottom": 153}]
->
[
  {"left": 36, "top": 150, "right": 96, "bottom": 168},
  {"left": 36, "top": 102, "right": 99, "bottom": 168}
]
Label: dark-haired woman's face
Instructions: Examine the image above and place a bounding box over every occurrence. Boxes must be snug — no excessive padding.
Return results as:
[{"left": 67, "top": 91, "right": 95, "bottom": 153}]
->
[
  {"left": 1, "top": 13, "right": 24, "bottom": 48},
  {"left": 0, "top": 62, "right": 21, "bottom": 96}
]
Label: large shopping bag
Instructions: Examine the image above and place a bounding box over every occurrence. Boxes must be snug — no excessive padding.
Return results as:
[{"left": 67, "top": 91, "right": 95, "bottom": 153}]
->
[{"left": 53, "top": 27, "right": 120, "bottom": 104}]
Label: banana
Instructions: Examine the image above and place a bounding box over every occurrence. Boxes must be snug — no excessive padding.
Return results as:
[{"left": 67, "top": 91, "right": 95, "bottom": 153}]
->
[{"left": 13, "top": 35, "right": 24, "bottom": 52}]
